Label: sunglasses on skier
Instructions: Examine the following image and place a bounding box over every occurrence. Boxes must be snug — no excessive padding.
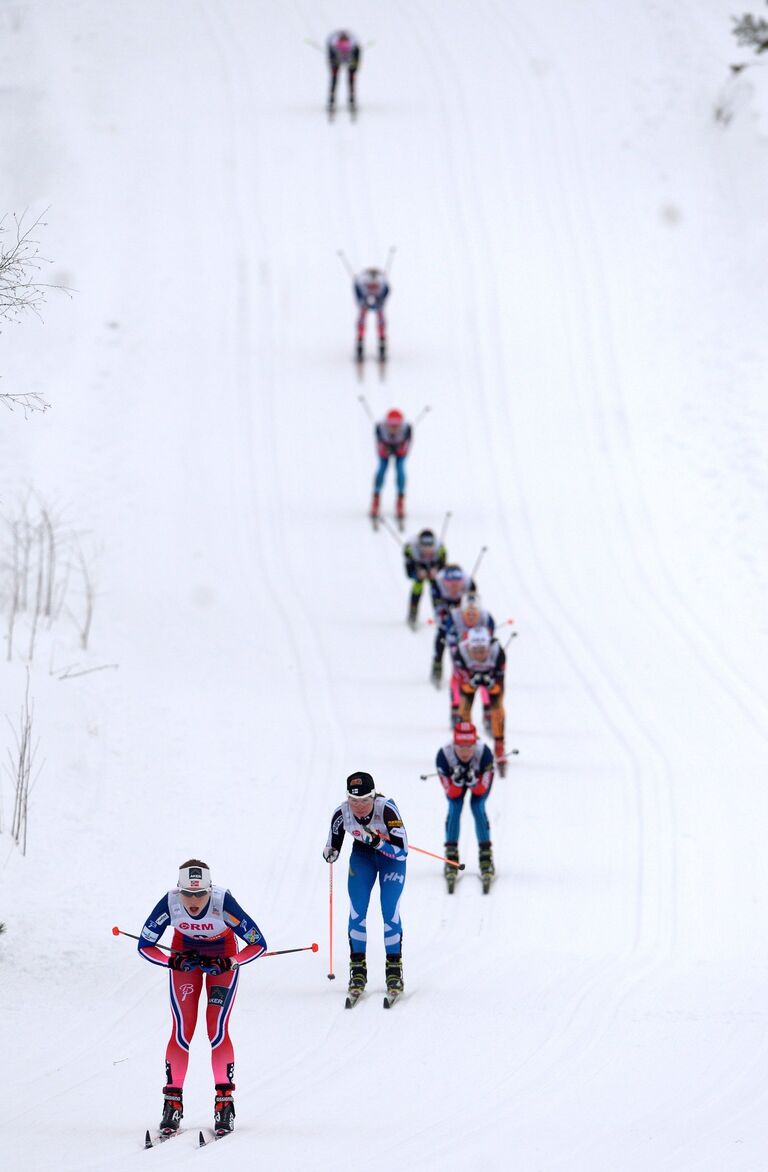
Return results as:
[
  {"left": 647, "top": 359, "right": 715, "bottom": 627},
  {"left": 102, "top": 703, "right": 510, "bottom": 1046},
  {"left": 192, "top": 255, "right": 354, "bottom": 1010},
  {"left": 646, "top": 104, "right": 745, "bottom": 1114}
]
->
[{"left": 180, "top": 887, "right": 211, "bottom": 898}]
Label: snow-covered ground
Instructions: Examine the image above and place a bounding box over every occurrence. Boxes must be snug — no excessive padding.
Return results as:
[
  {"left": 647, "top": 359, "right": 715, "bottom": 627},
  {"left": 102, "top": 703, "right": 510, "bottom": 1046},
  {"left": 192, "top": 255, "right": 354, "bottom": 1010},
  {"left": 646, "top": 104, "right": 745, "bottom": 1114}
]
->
[{"left": 1, "top": 2, "right": 768, "bottom": 1169}]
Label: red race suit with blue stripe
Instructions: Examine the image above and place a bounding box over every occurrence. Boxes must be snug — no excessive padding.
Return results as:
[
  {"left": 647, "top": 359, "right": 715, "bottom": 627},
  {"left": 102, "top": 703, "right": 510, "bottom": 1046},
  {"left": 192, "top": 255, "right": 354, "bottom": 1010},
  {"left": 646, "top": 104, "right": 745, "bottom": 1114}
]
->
[{"left": 138, "top": 887, "right": 266, "bottom": 1088}]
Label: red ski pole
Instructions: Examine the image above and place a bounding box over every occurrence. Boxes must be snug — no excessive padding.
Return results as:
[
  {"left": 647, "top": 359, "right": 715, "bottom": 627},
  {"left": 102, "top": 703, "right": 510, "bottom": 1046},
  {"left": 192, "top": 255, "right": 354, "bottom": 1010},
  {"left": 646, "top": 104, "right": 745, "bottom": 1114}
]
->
[
  {"left": 408, "top": 843, "right": 465, "bottom": 869},
  {"left": 327, "top": 863, "right": 336, "bottom": 980},
  {"left": 371, "top": 839, "right": 465, "bottom": 870}
]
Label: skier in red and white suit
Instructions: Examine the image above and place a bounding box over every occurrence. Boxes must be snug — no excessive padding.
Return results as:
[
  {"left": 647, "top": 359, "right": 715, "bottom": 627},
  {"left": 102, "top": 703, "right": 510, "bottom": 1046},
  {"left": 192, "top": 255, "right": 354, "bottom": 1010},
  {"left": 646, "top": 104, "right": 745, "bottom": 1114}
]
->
[{"left": 138, "top": 859, "right": 267, "bottom": 1137}]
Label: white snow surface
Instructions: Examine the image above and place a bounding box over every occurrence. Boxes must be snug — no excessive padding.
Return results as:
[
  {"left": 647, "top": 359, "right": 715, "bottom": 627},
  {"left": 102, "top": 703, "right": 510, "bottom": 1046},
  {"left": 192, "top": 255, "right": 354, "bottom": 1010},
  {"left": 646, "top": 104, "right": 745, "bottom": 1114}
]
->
[{"left": 1, "top": 2, "right": 768, "bottom": 1169}]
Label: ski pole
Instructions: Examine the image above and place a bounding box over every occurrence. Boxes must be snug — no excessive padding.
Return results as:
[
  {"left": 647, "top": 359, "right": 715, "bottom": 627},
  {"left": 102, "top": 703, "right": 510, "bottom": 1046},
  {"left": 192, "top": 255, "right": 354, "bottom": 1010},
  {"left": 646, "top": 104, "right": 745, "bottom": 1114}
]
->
[
  {"left": 327, "top": 863, "right": 335, "bottom": 980},
  {"left": 419, "top": 749, "right": 519, "bottom": 780},
  {"left": 372, "top": 834, "right": 464, "bottom": 869},
  {"left": 469, "top": 545, "right": 488, "bottom": 581},
  {"left": 113, "top": 926, "right": 173, "bottom": 952},
  {"left": 384, "top": 245, "right": 397, "bottom": 276},
  {"left": 503, "top": 630, "right": 519, "bottom": 651},
  {"left": 438, "top": 511, "right": 452, "bottom": 546},
  {"left": 262, "top": 944, "right": 319, "bottom": 958},
  {"left": 409, "top": 843, "right": 464, "bottom": 868},
  {"left": 379, "top": 515, "right": 404, "bottom": 547},
  {"left": 413, "top": 404, "right": 431, "bottom": 428},
  {"left": 337, "top": 248, "right": 355, "bottom": 279},
  {"left": 112, "top": 927, "right": 318, "bottom": 959},
  {"left": 357, "top": 393, "right": 374, "bottom": 422},
  {"left": 304, "top": 38, "right": 324, "bottom": 51}
]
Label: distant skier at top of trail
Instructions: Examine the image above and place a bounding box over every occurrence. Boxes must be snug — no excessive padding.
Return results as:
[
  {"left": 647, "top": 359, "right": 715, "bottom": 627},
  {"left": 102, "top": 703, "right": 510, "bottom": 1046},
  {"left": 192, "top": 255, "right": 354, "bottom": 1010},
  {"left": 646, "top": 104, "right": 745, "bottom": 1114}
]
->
[{"left": 326, "top": 30, "right": 361, "bottom": 117}]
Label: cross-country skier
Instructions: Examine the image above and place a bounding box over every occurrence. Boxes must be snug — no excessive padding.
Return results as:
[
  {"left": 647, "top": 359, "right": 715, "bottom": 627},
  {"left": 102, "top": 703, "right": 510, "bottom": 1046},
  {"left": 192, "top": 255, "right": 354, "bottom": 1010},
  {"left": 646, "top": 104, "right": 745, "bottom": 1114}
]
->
[
  {"left": 454, "top": 628, "right": 508, "bottom": 773},
  {"left": 327, "top": 29, "right": 362, "bottom": 115},
  {"left": 447, "top": 592, "right": 495, "bottom": 727},
  {"left": 403, "top": 528, "right": 447, "bottom": 628},
  {"left": 355, "top": 267, "right": 390, "bottom": 361},
  {"left": 436, "top": 721, "right": 496, "bottom": 892},
  {"left": 323, "top": 771, "right": 408, "bottom": 1002},
  {"left": 429, "top": 564, "right": 475, "bottom": 686},
  {"left": 370, "top": 408, "right": 412, "bottom": 526},
  {"left": 137, "top": 859, "right": 267, "bottom": 1138}
]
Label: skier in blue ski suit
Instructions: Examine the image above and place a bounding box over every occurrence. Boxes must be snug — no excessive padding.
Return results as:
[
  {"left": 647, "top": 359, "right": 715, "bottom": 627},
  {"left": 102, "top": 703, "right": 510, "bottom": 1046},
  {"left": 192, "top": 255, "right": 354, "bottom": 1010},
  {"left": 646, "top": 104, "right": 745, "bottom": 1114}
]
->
[{"left": 323, "top": 771, "right": 407, "bottom": 996}]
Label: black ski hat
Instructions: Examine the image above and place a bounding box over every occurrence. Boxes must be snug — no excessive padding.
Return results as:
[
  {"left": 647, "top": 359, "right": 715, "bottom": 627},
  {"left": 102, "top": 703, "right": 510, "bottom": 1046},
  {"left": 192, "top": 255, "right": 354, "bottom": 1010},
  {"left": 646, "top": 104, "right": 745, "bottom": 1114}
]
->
[{"left": 347, "top": 771, "right": 375, "bottom": 798}]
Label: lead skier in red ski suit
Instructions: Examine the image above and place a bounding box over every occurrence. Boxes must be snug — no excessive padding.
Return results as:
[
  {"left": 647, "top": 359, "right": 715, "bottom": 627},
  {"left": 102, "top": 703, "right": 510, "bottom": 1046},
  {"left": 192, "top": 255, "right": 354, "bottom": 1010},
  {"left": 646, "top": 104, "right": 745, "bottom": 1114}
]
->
[{"left": 137, "top": 859, "right": 267, "bottom": 1138}]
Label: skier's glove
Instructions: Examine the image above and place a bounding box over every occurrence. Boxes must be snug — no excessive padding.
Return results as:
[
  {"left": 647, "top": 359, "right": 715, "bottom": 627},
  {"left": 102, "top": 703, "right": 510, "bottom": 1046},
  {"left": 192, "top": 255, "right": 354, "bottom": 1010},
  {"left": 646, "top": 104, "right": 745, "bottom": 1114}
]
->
[
  {"left": 470, "top": 672, "right": 487, "bottom": 688},
  {"left": 354, "top": 826, "right": 381, "bottom": 849},
  {"left": 323, "top": 846, "right": 339, "bottom": 864},
  {"left": 169, "top": 950, "right": 201, "bottom": 972},
  {"left": 199, "top": 956, "right": 234, "bottom": 975}
]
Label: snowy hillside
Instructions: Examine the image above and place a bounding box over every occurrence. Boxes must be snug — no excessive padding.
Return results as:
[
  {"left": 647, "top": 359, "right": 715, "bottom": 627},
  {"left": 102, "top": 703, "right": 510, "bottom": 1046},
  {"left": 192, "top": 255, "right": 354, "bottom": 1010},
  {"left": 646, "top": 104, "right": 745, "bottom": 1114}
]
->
[{"left": 1, "top": 2, "right": 768, "bottom": 1169}]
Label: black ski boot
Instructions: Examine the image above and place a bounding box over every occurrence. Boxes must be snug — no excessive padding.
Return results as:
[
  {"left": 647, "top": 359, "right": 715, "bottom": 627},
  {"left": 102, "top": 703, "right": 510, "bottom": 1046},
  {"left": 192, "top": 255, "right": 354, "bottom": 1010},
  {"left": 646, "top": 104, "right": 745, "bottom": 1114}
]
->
[
  {"left": 444, "top": 842, "right": 460, "bottom": 893},
  {"left": 378, "top": 337, "right": 387, "bottom": 361},
  {"left": 214, "top": 1083, "right": 236, "bottom": 1136},
  {"left": 479, "top": 841, "right": 495, "bottom": 893},
  {"left": 356, "top": 338, "right": 364, "bottom": 361},
  {"left": 430, "top": 658, "right": 443, "bottom": 687},
  {"left": 348, "top": 952, "right": 367, "bottom": 994},
  {"left": 159, "top": 1086, "right": 183, "bottom": 1135},
  {"left": 407, "top": 596, "right": 419, "bottom": 630},
  {"left": 385, "top": 953, "right": 404, "bottom": 995}
]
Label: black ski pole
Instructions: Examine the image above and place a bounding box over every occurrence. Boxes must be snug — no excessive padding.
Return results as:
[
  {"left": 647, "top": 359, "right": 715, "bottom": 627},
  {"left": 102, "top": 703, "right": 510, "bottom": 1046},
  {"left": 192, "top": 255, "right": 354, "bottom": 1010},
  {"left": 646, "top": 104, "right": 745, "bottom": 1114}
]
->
[
  {"left": 112, "top": 926, "right": 318, "bottom": 959},
  {"left": 413, "top": 404, "right": 432, "bottom": 427}
]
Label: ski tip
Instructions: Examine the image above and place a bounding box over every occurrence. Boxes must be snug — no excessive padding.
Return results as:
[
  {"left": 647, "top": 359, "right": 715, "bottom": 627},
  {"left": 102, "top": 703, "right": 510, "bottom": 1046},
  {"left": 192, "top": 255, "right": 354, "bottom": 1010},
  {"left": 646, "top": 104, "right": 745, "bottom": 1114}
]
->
[
  {"left": 383, "top": 996, "right": 391, "bottom": 1008},
  {"left": 199, "top": 1130, "right": 206, "bottom": 1148},
  {"left": 144, "top": 1130, "right": 153, "bottom": 1150}
]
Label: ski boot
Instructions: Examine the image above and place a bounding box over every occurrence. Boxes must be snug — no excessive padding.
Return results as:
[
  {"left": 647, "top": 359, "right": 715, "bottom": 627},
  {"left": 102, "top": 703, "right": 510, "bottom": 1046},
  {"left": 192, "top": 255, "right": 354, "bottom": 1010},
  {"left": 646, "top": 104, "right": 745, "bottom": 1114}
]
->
[
  {"left": 385, "top": 953, "right": 404, "bottom": 995},
  {"left": 378, "top": 337, "right": 387, "bottom": 361},
  {"left": 444, "top": 842, "right": 460, "bottom": 893},
  {"left": 407, "top": 597, "right": 419, "bottom": 630},
  {"left": 346, "top": 952, "right": 367, "bottom": 1006},
  {"left": 214, "top": 1083, "right": 236, "bottom": 1136},
  {"left": 159, "top": 1086, "right": 183, "bottom": 1136},
  {"left": 356, "top": 337, "right": 364, "bottom": 362},
  {"left": 396, "top": 493, "right": 405, "bottom": 529},
  {"left": 430, "top": 658, "right": 443, "bottom": 687},
  {"left": 479, "top": 842, "right": 495, "bottom": 893},
  {"left": 494, "top": 737, "right": 507, "bottom": 777},
  {"left": 369, "top": 492, "right": 380, "bottom": 525}
]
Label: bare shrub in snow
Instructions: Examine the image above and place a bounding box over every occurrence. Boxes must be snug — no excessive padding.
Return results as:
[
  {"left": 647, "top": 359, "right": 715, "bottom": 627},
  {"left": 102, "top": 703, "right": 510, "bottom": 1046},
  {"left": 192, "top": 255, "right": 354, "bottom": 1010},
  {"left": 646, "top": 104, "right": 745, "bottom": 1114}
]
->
[
  {"left": 1, "top": 493, "right": 98, "bottom": 661},
  {"left": 0, "top": 209, "right": 68, "bottom": 415},
  {"left": 732, "top": 11, "right": 768, "bottom": 55},
  {"left": 4, "top": 670, "right": 41, "bottom": 856}
]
